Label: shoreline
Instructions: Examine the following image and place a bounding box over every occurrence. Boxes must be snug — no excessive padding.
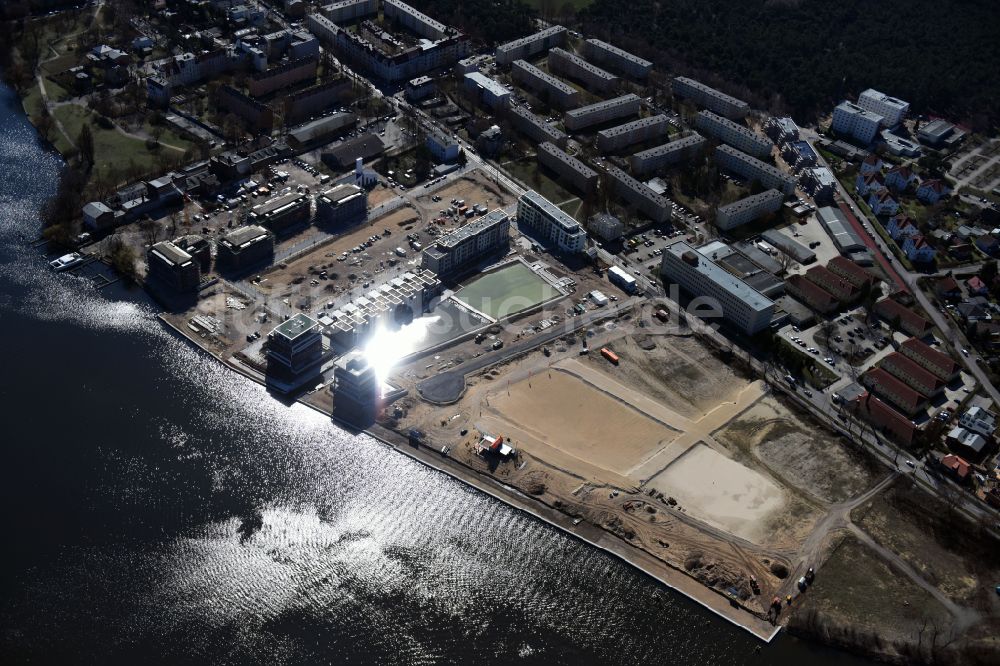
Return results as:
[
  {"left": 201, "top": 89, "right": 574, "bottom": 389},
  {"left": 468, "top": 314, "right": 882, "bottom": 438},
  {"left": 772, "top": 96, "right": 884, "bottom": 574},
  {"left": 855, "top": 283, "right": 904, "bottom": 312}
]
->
[{"left": 156, "top": 311, "right": 782, "bottom": 642}]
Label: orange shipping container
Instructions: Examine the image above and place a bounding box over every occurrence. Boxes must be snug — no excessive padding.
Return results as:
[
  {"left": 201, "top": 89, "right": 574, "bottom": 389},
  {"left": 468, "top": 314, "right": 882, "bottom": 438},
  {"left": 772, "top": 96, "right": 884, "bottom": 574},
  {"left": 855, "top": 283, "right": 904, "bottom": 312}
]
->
[{"left": 601, "top": 347, "right": 619, "bottom": 365}]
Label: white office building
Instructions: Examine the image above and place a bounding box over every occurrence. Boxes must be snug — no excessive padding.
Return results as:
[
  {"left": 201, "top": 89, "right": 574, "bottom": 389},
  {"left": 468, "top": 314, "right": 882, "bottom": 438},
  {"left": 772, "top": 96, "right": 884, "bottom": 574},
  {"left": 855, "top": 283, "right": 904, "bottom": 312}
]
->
[
  {"left": 660, "top": 241, "right": 775, "bottom": 334},
  {"left": 495, "top": 25, "right": 566, "bottom": 66},
  {"left": 831, "top": 101, "right": 883, "bottom": 144},
  {"left": 714, "top": 145, "right": 797, "bottom": 195},
  {"left": 958, "top": 406, "right": 996, "bottom": 437},
  {"left": 563, "top": 94, "right": 641, "bottom": 131},
  {"left": 695, "top": 110, "right": 773, "bottom": 158},
  {"left": 596, "top": 114, "right": 670, "bottom": 152},
  {"left": 715, "top": 189, "right": 784, "bottom": 231},
  {"left": 857, "top": 89, "right": 909, "bottom": 127},
  {"left": 517, "top": 190, "right": 588, "bottom": 253},
  {"left": 672, "top": 76, "right": 749, "bottom": 120},
  {"left": 630, "top": 133, "right": 706, "bottom": 175}
]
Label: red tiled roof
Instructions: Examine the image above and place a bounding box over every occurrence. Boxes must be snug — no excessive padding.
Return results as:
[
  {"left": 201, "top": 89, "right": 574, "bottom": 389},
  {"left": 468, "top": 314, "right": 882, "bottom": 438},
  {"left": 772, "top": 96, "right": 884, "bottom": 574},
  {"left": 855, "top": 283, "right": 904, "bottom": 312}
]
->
[
  {"left": 920, "top": 179, "right": 949, "bottom": 194},
  {"left": 786, "top": 274, "right": 838, "bottom": 311},
  {"left": 941, "top": 454, "right": 971, "bottom": 478},
  {"left": 806, "top": 265, "right": 858, "bottom": 299},
  {"left": 875, "top": 298, "right": 933, "bottom": 334},
  {"left": 881, "top": 352, "right": 946, "bottom": 394},
  {"left": 966, "top": 276, "right": 986, "bottom": 291},
  {"left": 936, "top": 276, "right": 959, "bottom": 293},
  {"left": 901, "top": 338, "right": 960, "bottom": 378},
  {"left": 863, "top": 172, "right": 885, "bottom": 186},
  {"left": 861, "top": 367, "right": 927, "bottom": 413},
  {"left": 828, "top": 256, "right": 876, "bottom": 287},
  {"left": 887, "top": 164, "right": 913, "bottom": 179},
  {"left": 853, "top": 392, "right": 916, "bottom": 446}
]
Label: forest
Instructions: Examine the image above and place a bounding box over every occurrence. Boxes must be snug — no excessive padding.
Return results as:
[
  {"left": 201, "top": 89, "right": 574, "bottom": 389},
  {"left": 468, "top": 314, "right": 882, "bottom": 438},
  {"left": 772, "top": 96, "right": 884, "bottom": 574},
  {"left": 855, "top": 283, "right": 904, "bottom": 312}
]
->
[{"left": 576, "top": 0, "right": 1000, "bottom": 129}]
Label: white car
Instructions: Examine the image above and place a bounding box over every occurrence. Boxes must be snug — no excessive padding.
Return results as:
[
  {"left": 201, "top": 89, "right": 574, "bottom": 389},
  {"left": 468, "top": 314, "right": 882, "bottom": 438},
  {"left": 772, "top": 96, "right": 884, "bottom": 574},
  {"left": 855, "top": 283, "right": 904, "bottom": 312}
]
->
[{"left": 50, "top": 252, "right": 84, "bottom": 272}]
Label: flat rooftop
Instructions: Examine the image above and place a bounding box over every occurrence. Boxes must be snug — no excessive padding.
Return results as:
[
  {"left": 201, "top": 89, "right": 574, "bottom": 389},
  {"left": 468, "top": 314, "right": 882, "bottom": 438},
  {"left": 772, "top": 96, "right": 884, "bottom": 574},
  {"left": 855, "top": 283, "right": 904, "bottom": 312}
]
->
[
  {"left": 665, "top": 240, "right": 774, "bottom": 313},
  {"left": 272, "top": 313, "right": 319, "bottom": 341}
]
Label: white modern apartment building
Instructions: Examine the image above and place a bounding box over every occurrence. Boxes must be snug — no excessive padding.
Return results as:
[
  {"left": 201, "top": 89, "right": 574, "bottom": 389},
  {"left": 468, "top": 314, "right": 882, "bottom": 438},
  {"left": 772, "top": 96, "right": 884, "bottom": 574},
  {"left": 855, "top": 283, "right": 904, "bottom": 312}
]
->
[
  {"left": 604, "top": 165, "right": 671, "bottom": 223},
  {"left": 660, "top": 241, "right": 775, "bottom": 334},
  {"left": 714, "top": 145, "right": 797, "bottom": 195},
  {"left": 715, "top": 189, "right": 784, "bottom": 231},
  {"left": 320, "top": 0, "right": 377, "bottom": 24},
  {"left": 857, "top": 89, "right": 909, "bottom": 127},
  {"left": 538, "top": 142, "right": 598, "bottom": 193},
  {"left": 563, "top": 94, "right": 641, "bottom": 131},
  {"left": 383, "top": 0, "right": 447, "bottom": 40},
  {"left": 764, "top": 116, "right": 799, "bottom": 144},
  {"left": 517, "top": 190, "right": 588, "bottom": 253},
  {"left": 548, "top": 47, "right": 618, "bottom": 94},
  {"left": 495, "top": 25, "right": 567, "bottom": 66},
  {"left": 695, "top": 110, "right": 773, "bottom": 158},
  {"left": 831, "top": 101, "right": 883, "bottom": 144},
  {"left": 596, "top": 114, "right": 669, "bottom": 152},
  {"left": 511, "top": 60, "right": 581, "bottom": 109},
  {"left": 421, "top": 209, "right": 510, "bottom": 279},
  {"left": 630, "top": 133, "right": 706, "bottom": 176},
  {"left": 508, "top": 104, "right": 567, "bottom": 146},
  {"left": 672, "top": 76, "right": 749, "bottom": 120},
  {"left": 582, "top": 39, "right": 652, "bottom": 79},
  {"left": 958, "top": 406, "right": 996, "bottom": 437}
]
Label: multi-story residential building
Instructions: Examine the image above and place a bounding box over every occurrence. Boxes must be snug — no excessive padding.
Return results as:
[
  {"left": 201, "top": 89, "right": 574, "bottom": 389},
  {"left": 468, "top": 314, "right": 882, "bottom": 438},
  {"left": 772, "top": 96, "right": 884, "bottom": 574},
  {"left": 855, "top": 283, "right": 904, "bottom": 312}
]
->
[
  {"left": 327, "top": 270, "right": 441, "bottom": 349},
  {"left": 672, "top": 76, "right": 749, "bottom": 120},
  {"left": 331, "top": 349, "right": 380, "bottom": 425},
  {"left": 859, "top": 154, "right": 884, "bottom": 176},
  {"left": 511, "top": 60, "right": 581, "bottom": 110},
  {"left": 868, "top": 190, "right": 899, "bottom": 216},
  {"left": 538, "top": 142, "right": 598, "bottom": 194},
  {"left": 630, "top": 133, "right": 706, "bottom": 176},
  {"left": 799, "top": 166, "right": 837, "bottom": 204},
  {"left": 902, "top": 235, "right": 936, "bottom": 263},
  {"left": 589, "top": 213, "right": 624, "bottom": 242},
  {"left": 421, "top": 209, "right": 510, "bottom": 279},
  {"left": 582, "top": 39, "right": 652, "bottom": 79},
  {"left": 831, "top": 101, "right": 883, "bottom": 144},
  {"left": 404, "top": 75, "right": 435, "bottom": 101},
  {"left": 563, "top": 94, "right": 640, "bottom": 131},
  {"left": 283, "top": 77, "right": 352, "bottom": 125},
  {"left": 216, "top": 85, "right": 274, "bottom": 133},
  {"left": 508, "top": 104, "right": 567, "bottom": 146},
  {"left": 147, "top": 241, "right": 201, "bottom": 292},
  {"left": 517, "top": 190, "right": 588, "bottom": 253},
  {"left": 426, "top": 127, "right": 460, "bottom": 162},
  {"left": 548, "top": 47, "right": 618, "bottom": 94},
  {"left": 463, "top": 71, "right": 511, "bottom": 109},
  {"left": 804, "top": 265, "right": 859, "bottom": 302},
  {"left": 875, "top": 299, "right": 934, "bottom": 337},
  {"left": 880, "top": 352, "right": 946, "bottom": 398},
  {"left": 901, "top": 338, "right": 960, "bottom": 382},
  {"left": 715, "top": 189, "right": 784, "bottom": 231},
  {"left": 958, "top": 406, "right": 996, "bottom": 437},
  {"left": 248, "top": 57, "right": 317, "bottom": 97},
  {"left": 266, "top": 313, "right": 325, "bottom": 393},
  {"left": 216, "top": 225, "right": 275, "bottom": 272},
  {"left": 714, "top": 145, "right": 796, "bottom": 195},
  {"left": 596, "top": 114, "right": 669, "bottom": 152},
  {"left": 604, "top": 165, "right": 672, "bottom": 223},
  {"left": 917, "top": 179, "right": 952, "bottom": 204},
  {"left": 857, "top": 89, "right": 909, "bottom": 127},
  {"left": 764, "top": 116, "right": 799, "bottom": 144},
  {"left": 695, "top": 110, "right": 773, "bottom": 158},
  {"left": 315, "top": 184, "right": 367, "bottom": 227},
  {"left": 305, "top": 12, "right": 342, "bottom": 45},
  {"left": 326, "top": 22, "right": 469, "bottom": 83},
  {"left": 495, "top": 25, "right": 567, "bottom": 66},
  {"left": 383, "top": 0, "right": 447, "bottom": 39},
  {"left": 321, "top": 0, "right": 377, "bottom": 24},
  {"left": 855, "top": 171, "right": 886, "bottom": 197},
  {"left": 660, "top": 240, "right": 775, "bottom": 334},
  {"left": 785, "top": 274, "right": 839, "bottom": 313},
  {"left": 860, "top": 367, "right": 927, "bottom": 416},
  {"left": 885, "top": 164, "right": 918, "bottom": 192},
  {"left": 248, "top": 191, "right": 311, "bottom": 235}
]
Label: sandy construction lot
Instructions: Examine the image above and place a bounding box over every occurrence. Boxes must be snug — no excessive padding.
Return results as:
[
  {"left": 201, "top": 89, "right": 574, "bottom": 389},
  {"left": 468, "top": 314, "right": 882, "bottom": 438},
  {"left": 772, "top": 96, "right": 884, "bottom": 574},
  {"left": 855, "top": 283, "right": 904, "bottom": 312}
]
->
[
  {"left": 654, "top": 443, "right": 786, "bottom": 543},
  {"left": 413, "top": 170, "right": 511, "bottom": 215},
  {"left": 479, "top": 370, "right": 679, "bottom": 478}
]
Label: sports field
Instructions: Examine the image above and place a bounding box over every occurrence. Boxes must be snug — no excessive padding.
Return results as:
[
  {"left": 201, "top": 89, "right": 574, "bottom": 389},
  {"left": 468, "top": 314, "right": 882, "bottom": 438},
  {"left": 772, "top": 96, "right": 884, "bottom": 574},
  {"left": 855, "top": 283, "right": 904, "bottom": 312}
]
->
[{"left": 453, "top": 262, "right": 557, "bottom": 320}]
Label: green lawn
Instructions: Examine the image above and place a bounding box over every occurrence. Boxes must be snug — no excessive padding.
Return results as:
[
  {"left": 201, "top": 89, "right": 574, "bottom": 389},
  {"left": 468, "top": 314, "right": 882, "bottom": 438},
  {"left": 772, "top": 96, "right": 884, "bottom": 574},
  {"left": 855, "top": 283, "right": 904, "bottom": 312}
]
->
[{"left": 52, "top": 104, "right": 165, "bottom": 181}]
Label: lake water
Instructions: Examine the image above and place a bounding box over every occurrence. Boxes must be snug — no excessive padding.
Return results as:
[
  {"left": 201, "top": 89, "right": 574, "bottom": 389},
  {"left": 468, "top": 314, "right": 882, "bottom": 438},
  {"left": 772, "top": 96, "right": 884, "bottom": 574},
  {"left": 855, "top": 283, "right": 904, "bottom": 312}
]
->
[{"left": 0, "top": 80, "right": 872, "bottom": 665}]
